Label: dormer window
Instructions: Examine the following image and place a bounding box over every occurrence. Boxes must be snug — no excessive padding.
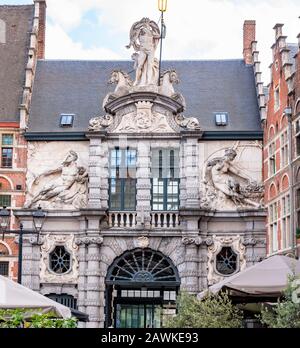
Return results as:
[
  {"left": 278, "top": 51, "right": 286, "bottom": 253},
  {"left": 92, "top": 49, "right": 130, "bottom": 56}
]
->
[
  {"left": 215, "top": 112, "right": 228, "bottom": 126},
  {"left": 60, "top": 114, "right": 74, "bottom": 127}
]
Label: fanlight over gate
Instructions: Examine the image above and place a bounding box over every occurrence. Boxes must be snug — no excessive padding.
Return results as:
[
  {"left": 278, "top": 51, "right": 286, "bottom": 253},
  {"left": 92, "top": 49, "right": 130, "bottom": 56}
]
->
[{"left": 106, "top": 248, "right": 180, "bottom": 286}]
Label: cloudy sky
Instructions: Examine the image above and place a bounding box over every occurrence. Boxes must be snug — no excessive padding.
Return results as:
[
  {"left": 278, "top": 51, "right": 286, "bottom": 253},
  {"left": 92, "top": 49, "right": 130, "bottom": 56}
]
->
[{"left": 2, "top": 0, "right": 300, "bottom": 84}]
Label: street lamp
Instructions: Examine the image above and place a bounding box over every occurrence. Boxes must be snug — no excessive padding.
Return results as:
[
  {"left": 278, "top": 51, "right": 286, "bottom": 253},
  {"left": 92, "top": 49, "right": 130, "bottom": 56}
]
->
[
  {"left": 0, "top": 207, "right": 10, "bottom": 240},
  {"left": 158, "top": 0, "right": 168, "bottom": 86},
  {"left": 0, "top": 206, "right": 46, "bottom": 283},
  {"left": 32, "top": 206, "right": 46, "bottom": 242}
]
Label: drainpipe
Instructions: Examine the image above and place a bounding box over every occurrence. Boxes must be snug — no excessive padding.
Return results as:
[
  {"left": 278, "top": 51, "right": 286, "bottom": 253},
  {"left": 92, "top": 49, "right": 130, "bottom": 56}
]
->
[{"left": 284, "top": 107, "right": 297, "bottom": 257}]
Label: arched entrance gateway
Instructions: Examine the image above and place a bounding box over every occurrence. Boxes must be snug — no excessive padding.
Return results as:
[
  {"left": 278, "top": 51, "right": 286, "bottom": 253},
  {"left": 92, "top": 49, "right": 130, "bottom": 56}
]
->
[{"left": 105, "top": 248, "right": 181, "bottom": 328}]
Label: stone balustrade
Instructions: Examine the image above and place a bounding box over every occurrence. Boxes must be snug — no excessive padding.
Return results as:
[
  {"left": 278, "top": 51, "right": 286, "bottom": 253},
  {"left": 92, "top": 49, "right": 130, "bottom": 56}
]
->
[
  {"left": 108, "top": 211, "right": 180, "bottom": 229},
  {"left": 108, "top": 212, "right": 137, "bottom": 228},
  {"left": 150, "top": 211, "right": 180, "bottom": 228}
]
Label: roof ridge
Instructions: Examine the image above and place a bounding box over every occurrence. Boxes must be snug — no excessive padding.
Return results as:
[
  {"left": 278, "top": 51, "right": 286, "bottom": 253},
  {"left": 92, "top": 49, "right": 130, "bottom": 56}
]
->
[
  {"left": 38, "top": 58, "right": 245, "bottom": 63},
  {"left": 0, "top": 4, "right": 34, "bottom": 8}
]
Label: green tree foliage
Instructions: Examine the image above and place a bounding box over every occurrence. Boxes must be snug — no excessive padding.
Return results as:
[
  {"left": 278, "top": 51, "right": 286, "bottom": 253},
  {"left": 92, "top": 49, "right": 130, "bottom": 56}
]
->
[
  {"left": 0, "top": 309, "right": 77, "bottom": 328},
  {"left": 165, "top": 291, "right": 243, "bottom": 328},
  {"left": 260, "top": 276, "right": 300, "bottom": 328}
]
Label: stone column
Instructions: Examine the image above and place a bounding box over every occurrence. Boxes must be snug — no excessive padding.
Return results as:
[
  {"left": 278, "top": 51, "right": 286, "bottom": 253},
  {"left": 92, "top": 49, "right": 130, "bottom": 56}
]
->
[
  {"left": 85, "top": 236, "right": 103, "bottom": 328},
  {"left": 136, "top": 141, "right": 151, "bottom": 228},
  {"left": 21, "top": 237, "right": 42, "bottom": 291},
  {"left": 181, "top": 237, "right": 201, "bottom": 294}
]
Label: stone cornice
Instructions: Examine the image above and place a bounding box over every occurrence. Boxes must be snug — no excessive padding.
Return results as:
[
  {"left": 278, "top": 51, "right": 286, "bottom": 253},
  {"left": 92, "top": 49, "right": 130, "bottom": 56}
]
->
[
  {"left": 24, "top": 132, "right": 87, "bottom": 141},
  {"left": 104, "top": 91, "right": 184, "bottom": 115}
]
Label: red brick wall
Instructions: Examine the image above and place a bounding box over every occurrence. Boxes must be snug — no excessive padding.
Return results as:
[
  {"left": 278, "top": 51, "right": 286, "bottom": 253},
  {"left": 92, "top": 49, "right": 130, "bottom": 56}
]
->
[
  {"left": 36, "top": 0, "right": 47, "bottom": 59},
  {"left": 0, "top": 125, "right": 27, "bottom": 280},
  {"left": 264, "top": 31, "right": 291, "bottom": 254},
  {"left": 243, "top": 20, "right": 256, "bottom": 64}
]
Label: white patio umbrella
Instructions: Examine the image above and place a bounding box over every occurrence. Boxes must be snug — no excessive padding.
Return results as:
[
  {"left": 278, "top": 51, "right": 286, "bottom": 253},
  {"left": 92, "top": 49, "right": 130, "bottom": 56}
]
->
[
  {"left": 198, "top": 255, "right": 300, "bottom": 300},
  {"left": 0, "top": 275, "right": 72, "bottom": 319}
]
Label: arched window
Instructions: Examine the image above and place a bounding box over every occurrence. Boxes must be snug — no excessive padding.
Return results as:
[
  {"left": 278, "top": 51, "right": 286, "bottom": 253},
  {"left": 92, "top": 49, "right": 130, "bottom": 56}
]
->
[
  {"left": 107, "top": 249, "right": 180, "bottom": 285},
  {"left": 216, "top": 247, "right": 238, "bottom": 275},
  {"left": 0, "top": 243, "right": 9, "bottom": 256},
  {"left": 106, "top": 249, "right": 180, "bottom": 328},
  {"left": 49, "top": 246, "right": 71, "bottom": 274}
]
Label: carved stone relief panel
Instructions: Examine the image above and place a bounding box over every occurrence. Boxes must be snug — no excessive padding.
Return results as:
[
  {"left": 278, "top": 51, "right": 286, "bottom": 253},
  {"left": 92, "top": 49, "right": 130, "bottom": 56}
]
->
[
  {"left": 26, "top": 142, "right": 89, "bottom": 210},
  {"left": 200, "top": 141, "right": 264, "bottom": 210},
  {"left": 114, "top": 101, "right": 175, "bottom": 133}
]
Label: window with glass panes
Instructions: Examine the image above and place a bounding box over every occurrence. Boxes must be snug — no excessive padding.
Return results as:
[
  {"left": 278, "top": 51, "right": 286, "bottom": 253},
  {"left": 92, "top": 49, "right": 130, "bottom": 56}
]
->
[
  {"left": 280, "top": 131, "right": 288, "bottom": 168},
  {"left": 296, "top": 188, "right": 300, "bottom": 231},
  {"left": 0, "top": 261, "right": 9, "bottom": 276},
  {"left": 269, "top": 142, "right": 276, "bottom": 176},
  {"left": 0, "top": 194, "right": 11, "bottom": 208},
  {"left": 269, "top": 202, "right": 278, "bottom": 253},
  {"left": 281, "top": 195, "right": 291, "bottom": 250},
  {"left": 296, "top": 120, "right": 300, "bottom": 157},
  {"left": 109, "top": 148, "right": 136, "bottom": 211},
  {"left": 1, "top": 134, "right": 13, "bottom": 168},
  {"left": 151, "top": 149, "right": 179, "bottom": 211},
  {"left": 274, "top": 86, "right": 280, "bottom": 111}
]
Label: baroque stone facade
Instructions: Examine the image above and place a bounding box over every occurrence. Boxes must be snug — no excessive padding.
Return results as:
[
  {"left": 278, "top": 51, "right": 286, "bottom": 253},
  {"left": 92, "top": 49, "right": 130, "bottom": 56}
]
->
[{"left": 15, "top": 16, "right": 267, "bottom": 328}]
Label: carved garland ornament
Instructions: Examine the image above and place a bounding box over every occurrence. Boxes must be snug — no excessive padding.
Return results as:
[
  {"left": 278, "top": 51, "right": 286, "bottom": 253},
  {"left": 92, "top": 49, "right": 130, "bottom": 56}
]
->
[
  {"left": 174, "top": 114, "right": 201, "bottom": 130},
  {"left": 40, "top": 234, "right": 79, "bottom": 284},
  {"left": 88, "top": 114, "right": 114, "bottom": 131}
]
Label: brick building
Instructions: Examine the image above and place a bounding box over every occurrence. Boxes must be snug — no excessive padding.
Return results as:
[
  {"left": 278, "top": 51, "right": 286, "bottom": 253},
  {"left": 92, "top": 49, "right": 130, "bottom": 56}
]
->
[
  {"left": 0, "top": 1, "right": 46, "bottom": 279},
  {"left": 291, "top": 33, "right": 300, "bottom": 254},
  {"left": 264, "top": 24, "right": 300, "bottom": 256}
]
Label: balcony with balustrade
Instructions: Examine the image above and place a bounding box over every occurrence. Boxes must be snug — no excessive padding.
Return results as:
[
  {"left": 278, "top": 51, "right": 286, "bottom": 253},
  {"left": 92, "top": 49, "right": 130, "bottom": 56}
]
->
[{"left": 107, "top": 211, "right": 180, "bottom": 229}]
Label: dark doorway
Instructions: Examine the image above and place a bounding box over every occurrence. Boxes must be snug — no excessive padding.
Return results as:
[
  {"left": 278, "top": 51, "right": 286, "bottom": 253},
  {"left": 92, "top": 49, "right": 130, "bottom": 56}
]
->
[{"left": 105, "top": 248, "right": 180, "bottom": 328}]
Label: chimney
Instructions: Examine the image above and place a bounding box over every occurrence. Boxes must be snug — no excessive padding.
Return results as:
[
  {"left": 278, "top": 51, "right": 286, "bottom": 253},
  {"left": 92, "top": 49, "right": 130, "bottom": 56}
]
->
[
  {"left": 273, "top": 23, "right": 284, "bottom": 40},
  {"left": 243, "top": 20, "right": 256, "bottom": 65},
  {"left": 34, "top": 0, "right": 47, "bottom": 59}
]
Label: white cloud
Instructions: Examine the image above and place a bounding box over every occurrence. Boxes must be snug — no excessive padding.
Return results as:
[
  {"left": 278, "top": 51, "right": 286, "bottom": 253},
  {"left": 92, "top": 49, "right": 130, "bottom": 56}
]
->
[
  {"left": 44, "top": 0, "right": 300, "bottom": 83},
  {"left": 46, "top": 23, "right": 122, "bottom": 60}
]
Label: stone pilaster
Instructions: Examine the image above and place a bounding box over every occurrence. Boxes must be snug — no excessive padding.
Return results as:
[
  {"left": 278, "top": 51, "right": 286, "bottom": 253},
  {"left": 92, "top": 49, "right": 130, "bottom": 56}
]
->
[
  {"left": 21, "top": 236, "right": 42, "bottom": 291},
  {"left": 182, "top": 138, "right": 199, "bottom": 208},
  {"left": 75, "top": 237, "right": 87, "bottom": 328},
  {"left": 84, "top": 237, "right": 103, "bottom": 328},
  {"left": 181, "top": 242, "right": 199, "bottom": 294},
  {"left": 136, "top": 141, "right": 151, "bottom": 228}
]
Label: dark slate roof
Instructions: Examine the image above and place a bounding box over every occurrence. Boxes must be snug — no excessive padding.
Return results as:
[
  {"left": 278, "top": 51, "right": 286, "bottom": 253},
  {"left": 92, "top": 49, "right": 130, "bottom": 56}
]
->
[
  {"left": 28, "top": 59, "right": 262, "bottom": 133},
  {"left": 0, "top": 5, "right": 34, "bottom": 122}
]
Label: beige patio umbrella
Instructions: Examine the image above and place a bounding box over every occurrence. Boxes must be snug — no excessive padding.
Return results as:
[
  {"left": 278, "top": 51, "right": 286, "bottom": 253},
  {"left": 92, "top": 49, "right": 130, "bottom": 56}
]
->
[
  {"left": 0, "top": 275, "right": 72, "bottom": 319},
  {"left": 198, "top": 255, "right": 300, "bottom": 301}
]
